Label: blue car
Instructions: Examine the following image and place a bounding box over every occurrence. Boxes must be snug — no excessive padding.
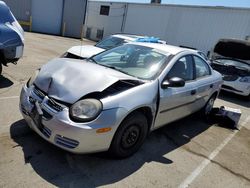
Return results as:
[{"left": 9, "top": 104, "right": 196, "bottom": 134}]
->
[{"left": 0, "top": 1, "right": 24, "bottom": 75}]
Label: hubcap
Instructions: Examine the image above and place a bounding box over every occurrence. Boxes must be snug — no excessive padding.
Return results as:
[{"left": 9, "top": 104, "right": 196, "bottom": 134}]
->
[
  {"left": 121, "top": 125, "right": 140, "bottom": 149},
  {"left": 205, "top": 98, "right": 215, "bottom": 115}
]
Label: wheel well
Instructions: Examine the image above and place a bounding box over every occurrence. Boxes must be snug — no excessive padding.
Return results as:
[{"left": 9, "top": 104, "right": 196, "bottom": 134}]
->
[
  {"left": 129, "top": 107, "right": 153, "bottom": 132},
  {"left": 211, "top": 91, "right": 218, "bottom": 99},
  {"left": 0, "top": 50, "right": 6, "bottom": 65}
]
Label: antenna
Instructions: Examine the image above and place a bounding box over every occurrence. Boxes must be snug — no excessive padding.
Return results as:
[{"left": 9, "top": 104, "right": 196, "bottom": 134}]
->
[{"left": 79, "top": 38, "right": 83, "bottom": 59}]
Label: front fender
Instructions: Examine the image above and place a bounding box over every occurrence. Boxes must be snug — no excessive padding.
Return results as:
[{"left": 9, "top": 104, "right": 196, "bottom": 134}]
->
[{"left": 101, "top": 80, "right": 159, "bottom": 126}]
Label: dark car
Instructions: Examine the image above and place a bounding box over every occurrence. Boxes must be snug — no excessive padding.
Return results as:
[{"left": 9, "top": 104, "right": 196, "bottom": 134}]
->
[{"left": 0, "top": 1, "right": 24, "bottom": 75}]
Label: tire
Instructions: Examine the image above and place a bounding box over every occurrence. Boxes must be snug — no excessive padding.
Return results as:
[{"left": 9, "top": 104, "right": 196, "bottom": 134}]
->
[
  {"left": 201, "top": 94, "right": 216, "bottom": 117},
  {"left": 247, "top": 94, "right": 250, "bottom": 101},
  {"left": 0, "top": 63, "right": 2, "bottom": 75},
  {"left": 109, "top": 112, "right": 148, "bottom": 158}
]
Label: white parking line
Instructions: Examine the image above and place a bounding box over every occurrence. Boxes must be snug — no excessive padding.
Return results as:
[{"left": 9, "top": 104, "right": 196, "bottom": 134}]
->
[
  {"left": 178, "top": 116, "right": 250, "bottom": 188},
  {"left": 0, "top": 96, "right": 19, "bottom": 100}
]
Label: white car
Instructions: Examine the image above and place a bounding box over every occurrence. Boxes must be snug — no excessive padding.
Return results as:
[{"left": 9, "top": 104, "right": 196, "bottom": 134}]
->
[
  {"left": 62, "top": 34, "right": 166, "bottom": 59},
  {"left": 210, "top": 39, "right": 250, "bottom": 99},
  {"left": 20, "top": 42, "right": 222, "bottom": 158}
]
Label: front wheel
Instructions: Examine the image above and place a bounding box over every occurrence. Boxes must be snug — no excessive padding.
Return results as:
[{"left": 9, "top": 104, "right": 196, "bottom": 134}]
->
[
  {"left": 0, "top": 63, "right": 2, "bottom": 75},
  {"left": 109, "top": 112, "right": 148, "bottom": 158},
  {"left": 247, "top": 93, "right": 250, "bottom": 101}
]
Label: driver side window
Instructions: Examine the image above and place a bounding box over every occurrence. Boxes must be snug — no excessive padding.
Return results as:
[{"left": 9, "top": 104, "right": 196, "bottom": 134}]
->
[{"left": 167, "top": 55, "right": 194, "bottom": 81}]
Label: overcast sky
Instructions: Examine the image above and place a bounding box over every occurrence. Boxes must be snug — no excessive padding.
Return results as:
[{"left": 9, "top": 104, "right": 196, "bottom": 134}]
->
[{"left": 90, "top": 0, "right": 250, "bottom": 8}]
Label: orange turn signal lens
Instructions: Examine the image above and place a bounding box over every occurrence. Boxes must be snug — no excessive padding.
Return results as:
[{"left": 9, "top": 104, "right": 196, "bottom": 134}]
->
[{"left": 96, "top": 127, "right": 112, "bottom": 133}]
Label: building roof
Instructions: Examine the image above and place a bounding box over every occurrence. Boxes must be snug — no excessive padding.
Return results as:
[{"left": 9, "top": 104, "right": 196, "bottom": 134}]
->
[{"left": 89, "top": 0, "right": 250, "bottom": 11}]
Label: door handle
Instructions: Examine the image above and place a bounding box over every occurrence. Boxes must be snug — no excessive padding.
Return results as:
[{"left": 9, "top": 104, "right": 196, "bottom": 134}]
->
[
  {"left": 210, "top": 84, "right": 214, "bottom": 88},
  {"left": 191, "top": 90, "right": 196, "bottom": 95}
]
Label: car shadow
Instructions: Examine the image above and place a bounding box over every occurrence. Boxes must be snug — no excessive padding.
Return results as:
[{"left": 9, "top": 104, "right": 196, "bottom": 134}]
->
[
  {"left": 0, "top": 75, "right": 14, "bottom": 88},
  {"left": 10, "top": 114, "right": 213, "bottom": 187},
  {"left": 219, "top": 91, "right": 250, "bottom": 108}
]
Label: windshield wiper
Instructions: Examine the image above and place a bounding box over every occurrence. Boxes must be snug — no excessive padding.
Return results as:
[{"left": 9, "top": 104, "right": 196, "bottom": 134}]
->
[
  {"left": 87, "top": 57, "right": 98, "bottom": 64},
  {"left": 100, "top": 64, "right": 131, "bottom": 75}
]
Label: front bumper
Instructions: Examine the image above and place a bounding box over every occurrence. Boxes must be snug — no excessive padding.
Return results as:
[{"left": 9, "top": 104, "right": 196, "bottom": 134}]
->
[
  {"left": 19, "top": 85, "right": 128, "bottom": 154},
  {"left": 221, "top": 79, "right": 250, "bottom": 96},
  {"left": 2, "top": 44, "right": 24, "bottom": 63}
]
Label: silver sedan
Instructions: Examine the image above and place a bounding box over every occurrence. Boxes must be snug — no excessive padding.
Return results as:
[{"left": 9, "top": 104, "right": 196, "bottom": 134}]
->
[{"left": 20, "top": 42, "right": 222, "bottom": 158}]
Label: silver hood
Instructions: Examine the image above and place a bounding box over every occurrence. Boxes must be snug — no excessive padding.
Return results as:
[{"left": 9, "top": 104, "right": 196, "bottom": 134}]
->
[{"left": 34, "top": 58, "right": 138, "bottom": 104}]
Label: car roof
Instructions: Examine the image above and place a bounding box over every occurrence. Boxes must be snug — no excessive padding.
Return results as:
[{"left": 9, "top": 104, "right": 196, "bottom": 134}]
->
[
  {"left": 112, "top": 34, "right": 146, "bottom": 41},
  {"left": 128, "top": 42, "right": 191, "bottom": 55}
]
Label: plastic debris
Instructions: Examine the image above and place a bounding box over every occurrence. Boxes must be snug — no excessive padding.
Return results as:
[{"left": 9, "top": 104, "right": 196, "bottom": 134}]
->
[
  {"left": 135, "top": 37, "right": 160, "bottom": 43},
  {"left": 209, "top": 106, "right": 241, "bottom": 130}
]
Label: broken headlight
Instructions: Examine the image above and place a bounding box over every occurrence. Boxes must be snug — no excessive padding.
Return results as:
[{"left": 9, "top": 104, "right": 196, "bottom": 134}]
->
[
  {"left": 239, "top": 76, "right": 250, "bottom": 83},
  {"left": 70, "top": 99, "right": 102, "bottom": 122},
  {"left": 27, "top": 70, "right": 39, "bottom": 87}
]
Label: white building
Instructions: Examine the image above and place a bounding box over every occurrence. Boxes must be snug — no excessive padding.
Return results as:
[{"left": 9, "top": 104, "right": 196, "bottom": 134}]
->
[{"left": 84, "top": 1, "right": 250, "bottom": 54}]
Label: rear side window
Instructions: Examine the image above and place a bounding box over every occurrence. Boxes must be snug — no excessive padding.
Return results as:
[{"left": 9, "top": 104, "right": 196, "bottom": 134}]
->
[
  {"left": 193, "top": 56, "right": 211, "bottom": 78},
  {"left": 167, "top": 55, "right": 194, "bottom": 81}
]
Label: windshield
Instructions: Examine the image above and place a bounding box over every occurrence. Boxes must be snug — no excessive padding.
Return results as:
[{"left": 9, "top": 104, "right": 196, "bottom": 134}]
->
[
  {"left": 214, "top": 58, "right": 250, "bottom": 70},
  {"left": 95, "top": 36, "right": 126, "bottom": 50},
  {"left": 91, "top": 44, "right": 170, "bottom": 80}
]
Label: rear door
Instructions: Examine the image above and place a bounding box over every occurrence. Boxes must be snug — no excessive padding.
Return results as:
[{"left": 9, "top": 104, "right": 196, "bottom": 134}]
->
[{"left": 192, "top": 55, "right": 214, "bottom": 110}]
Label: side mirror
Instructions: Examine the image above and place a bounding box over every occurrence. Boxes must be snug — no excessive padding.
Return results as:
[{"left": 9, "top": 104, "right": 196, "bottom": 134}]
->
[{"left": 161, "top": 77, "right": 185, "bottom": 89}]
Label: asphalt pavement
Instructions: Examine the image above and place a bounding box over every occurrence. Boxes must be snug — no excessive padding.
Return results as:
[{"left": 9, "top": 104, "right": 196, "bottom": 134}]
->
[{"left": 0, "top": 32, "right": 249, "bottom": 188}]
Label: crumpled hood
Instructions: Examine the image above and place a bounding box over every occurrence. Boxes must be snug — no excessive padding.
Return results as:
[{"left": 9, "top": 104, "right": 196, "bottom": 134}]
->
[
  {"left": 34, "top": 58, "right": 138, "bottom": 104},
  {"left": 212, "top": 39, "right": 250, "bottom": 64},
  {"left": 67, "top": 45, "right": 105, "bottom": 59}
]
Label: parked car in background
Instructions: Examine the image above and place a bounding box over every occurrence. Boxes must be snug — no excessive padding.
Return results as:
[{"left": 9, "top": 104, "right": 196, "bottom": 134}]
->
[
  {"left": 210, "top": 39, "right": 250, "bottom": 99},
  {"left": 20, "top": 43, "right": 222, "bottom": 158},
  {"left": 0, "top": 1, "right": 24, "bottom": 75},
  {"left": 62, "top": 34, "right": 166, "bottom": 59}
]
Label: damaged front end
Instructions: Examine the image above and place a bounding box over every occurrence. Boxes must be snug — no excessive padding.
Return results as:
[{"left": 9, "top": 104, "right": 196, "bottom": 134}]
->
[
  {"left": 210, "top": 39, "right": 250, "bottom": 97},
  {"left": 20, "top": 58, "right": 158, "bottom": 153}
]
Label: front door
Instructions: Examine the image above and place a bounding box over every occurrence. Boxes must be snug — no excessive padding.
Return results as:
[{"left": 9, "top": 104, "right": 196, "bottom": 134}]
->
[{"left": 154, "top": 55, "right": 197, "bottom": 129}]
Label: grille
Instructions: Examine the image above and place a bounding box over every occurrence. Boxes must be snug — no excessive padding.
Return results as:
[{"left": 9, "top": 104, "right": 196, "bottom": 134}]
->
[
  {"left": 42, "top": 109, "right": 53, "bottom": 120},
  {"left": 41, "top": 126, "right": 52, "bottom": 138},
  {"left": 222, "top": 75, "right": 239, "bottom": 81},
  {"left": 55, "top": 135, "right": 79, "bottom": 149},
  {"left": 33, "top": 87, "right": 46, "bottom": 99},
  {"left": 47, "top": 99, "right": 64, "bottom": 112},
  {"left": 32, "top": 87, "right": 64, "bottom": 112},
  {"left": 29, "top": 96, "right": 36, "bottom": 103}
]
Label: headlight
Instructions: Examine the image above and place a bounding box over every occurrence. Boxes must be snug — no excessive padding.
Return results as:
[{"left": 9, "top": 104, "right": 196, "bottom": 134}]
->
[
  {"left": 27, "top": 69, "right": 39, "bottom": 87},
  {"left": 70, "top": 99, "right": 102, "bottom": 122},
  {"left": 239, "top": 76, "right": 250, "bottom": 83}
]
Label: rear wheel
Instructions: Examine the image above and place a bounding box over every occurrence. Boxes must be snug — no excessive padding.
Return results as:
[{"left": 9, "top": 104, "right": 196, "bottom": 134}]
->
[
  {"left": 109, "top": 112, "right": 148, "bottom": 158},
  {"left": 202, "top": 94, "right": 216, "bottom": 117}
]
